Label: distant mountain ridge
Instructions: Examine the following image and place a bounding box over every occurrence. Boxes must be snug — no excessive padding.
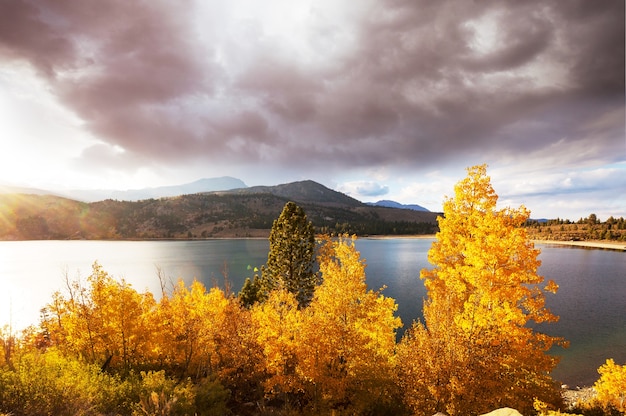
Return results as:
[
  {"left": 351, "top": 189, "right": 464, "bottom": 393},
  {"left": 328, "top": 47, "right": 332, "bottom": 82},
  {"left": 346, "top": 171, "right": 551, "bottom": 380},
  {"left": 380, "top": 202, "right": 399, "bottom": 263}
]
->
[
  {"left": 0, "top": 179, "right": 439, "bottom": 240},
  {"left": 1, "top": 179, "right": 429, "bottom": 212},
  {"left": 367, "top": 200, "right": 430, "bottom": 212},
  {"left": 61, "top": 176, "right": 248, "bottom": 202}
]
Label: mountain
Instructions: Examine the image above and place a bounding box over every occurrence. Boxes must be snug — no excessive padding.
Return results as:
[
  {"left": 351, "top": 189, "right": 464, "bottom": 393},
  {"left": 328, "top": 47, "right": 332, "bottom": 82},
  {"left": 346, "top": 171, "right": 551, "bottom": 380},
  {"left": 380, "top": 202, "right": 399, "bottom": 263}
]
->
[
  {"left": 224, "top": 180, "right": 363, "bottom": 207},
  {"left": 367, "top": 200, "right": 430, "bottom": 212},
  {"left": 60, "top": 176, "right": 248, "bottom": 202},
  {"left": 0, "top": 180, "right": 439, "bottom": 240}
]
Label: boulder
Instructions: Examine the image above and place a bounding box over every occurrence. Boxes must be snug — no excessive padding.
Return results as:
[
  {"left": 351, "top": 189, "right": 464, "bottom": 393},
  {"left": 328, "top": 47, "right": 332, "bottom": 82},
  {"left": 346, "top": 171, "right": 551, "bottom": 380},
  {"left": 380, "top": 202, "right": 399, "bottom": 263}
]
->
[{"left": 480, "top": 408, "right": 523, "bottom": 416}]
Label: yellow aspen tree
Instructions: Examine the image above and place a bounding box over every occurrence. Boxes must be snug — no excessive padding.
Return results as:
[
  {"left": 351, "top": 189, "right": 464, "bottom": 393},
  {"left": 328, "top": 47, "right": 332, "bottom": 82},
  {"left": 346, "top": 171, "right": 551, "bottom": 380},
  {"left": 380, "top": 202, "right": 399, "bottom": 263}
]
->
[
  {"left": 155, "top": 279, "right": 222, "bottom": 379},
  {"left": 209, "top": 296, "right": 264, "bottom": 404},
  {"left": 251, "top": 288, "right": 304, "bottom": 406},
  {"left": 299, "top": 235, "right": 402, "bottom": 413},
  {"left": 398, "top": 165, "right": 565, "bottom": 415},
  {"left": 155, "top": 277, "right": 262, "bottom": 396},
  {"left": 41, "top": 290, "right": 70, "bottom": 352},
  {"left": 85, "top": 264, "right": 156, "bottom": 370},
  {"left": 592, "top": 359, "right": 626, "bottom": 412},
  {"left": 43, "top": 262, "right": 155, "bottom": 371}
]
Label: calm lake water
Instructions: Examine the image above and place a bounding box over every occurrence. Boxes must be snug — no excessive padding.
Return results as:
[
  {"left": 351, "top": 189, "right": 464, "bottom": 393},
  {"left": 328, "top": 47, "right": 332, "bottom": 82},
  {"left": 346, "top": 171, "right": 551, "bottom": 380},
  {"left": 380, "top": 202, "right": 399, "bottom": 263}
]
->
[{"left": 0, "top": 238, "right": 624, "bottom": 387}]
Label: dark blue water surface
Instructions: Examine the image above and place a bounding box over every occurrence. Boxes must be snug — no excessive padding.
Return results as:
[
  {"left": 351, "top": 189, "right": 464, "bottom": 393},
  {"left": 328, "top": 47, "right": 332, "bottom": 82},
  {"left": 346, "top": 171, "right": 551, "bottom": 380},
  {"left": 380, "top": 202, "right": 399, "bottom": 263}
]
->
[{"left": 0, "top": 238, "right": 623, "bottom": 386}]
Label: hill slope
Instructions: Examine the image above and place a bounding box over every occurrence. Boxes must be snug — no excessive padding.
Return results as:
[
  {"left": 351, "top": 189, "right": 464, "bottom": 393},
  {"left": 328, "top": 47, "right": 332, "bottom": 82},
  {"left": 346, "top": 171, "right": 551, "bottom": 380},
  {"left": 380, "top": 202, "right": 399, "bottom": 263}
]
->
[
  {"left": 224, "top": 180, "right": 363, "bottom": 207},
  {"left": 0, "top": 180, "right": 439, "bottom": 240}
]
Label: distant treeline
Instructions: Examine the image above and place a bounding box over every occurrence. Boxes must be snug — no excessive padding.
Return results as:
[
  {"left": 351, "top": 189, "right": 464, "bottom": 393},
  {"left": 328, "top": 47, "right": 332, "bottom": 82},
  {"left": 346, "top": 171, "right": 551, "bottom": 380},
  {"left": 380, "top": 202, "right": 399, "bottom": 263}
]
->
[{"left": 524, "top": 214, "right": 626, "bottom": 241}]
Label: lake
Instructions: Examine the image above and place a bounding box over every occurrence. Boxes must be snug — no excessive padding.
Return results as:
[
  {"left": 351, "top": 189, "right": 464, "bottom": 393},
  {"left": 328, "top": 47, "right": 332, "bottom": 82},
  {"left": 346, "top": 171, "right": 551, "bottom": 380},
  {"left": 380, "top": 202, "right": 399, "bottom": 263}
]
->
[{"left": 0, "top": 238, "right": 624, "bottom": 387}]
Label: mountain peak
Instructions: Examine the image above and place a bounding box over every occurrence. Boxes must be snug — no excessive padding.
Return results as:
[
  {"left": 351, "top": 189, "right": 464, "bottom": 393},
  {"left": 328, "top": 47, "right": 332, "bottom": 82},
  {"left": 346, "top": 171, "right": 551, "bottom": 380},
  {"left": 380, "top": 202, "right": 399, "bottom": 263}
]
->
[
  {"left": 226, "top": 180, "right": 364, "bottom": 207},
  {"left": 367, "top": 200, "right": 430, "bottom": 212}
]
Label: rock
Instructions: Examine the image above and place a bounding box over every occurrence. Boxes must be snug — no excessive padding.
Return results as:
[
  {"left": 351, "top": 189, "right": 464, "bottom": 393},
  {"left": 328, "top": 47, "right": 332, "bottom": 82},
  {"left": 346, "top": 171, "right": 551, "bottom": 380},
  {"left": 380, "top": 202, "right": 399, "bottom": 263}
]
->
[
  {"left": 431, "top": 407, "right": 523, "bottom": 416},
  {"left": 480, "top": 408, "right": 523, "bottom": 416}
]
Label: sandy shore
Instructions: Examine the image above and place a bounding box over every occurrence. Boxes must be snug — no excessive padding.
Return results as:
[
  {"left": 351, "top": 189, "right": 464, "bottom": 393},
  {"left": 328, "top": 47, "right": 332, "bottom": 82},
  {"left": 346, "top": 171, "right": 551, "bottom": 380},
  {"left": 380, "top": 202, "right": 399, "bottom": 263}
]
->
[
  {"left": 362, "top": 236, "right": 625, "bottom": 251},
  {"left": 533, "top": 239, "right": 626, "bottom": 251}
]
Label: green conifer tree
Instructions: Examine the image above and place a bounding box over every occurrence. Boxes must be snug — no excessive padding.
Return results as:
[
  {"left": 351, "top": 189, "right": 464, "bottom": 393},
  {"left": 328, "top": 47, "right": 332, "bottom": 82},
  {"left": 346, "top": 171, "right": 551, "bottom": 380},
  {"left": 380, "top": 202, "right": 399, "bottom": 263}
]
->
[
  {"left": 261, "top": 201, "right": 317, "bottom": 308},
  {"left": 238, "top": 273, "right": 262, "bottom": 308}
]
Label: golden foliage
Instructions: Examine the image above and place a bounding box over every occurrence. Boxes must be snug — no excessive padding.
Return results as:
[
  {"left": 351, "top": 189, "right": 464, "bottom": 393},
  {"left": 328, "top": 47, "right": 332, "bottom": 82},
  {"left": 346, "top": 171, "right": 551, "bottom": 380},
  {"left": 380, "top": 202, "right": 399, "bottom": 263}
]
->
[
  {"left": 590, "top": 359, "right": 626, "bottom": 412},
  {"left": 3, "top": 169, "right": 588, "bottom": 414},
  {"left": 42, "top": 262, "right": 156, "bottom": 370},
  {"left": 251, "top": 289, "right": 304, "bottom": 400},
  {"left": 399, "top": 165, "right": 565, "bottom": 415},
  {"left": 298, "top": 235, "right": 402, "bottom": 412}
]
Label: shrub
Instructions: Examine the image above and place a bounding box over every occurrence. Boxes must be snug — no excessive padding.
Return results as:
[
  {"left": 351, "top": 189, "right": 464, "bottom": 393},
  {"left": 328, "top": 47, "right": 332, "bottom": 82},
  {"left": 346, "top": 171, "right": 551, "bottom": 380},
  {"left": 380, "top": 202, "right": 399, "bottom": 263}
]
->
[
  {"left": 132, "top": 370, "right": 229, "bottom": 416},
  {"left": 585, "top": 359, "right": 626, "bottom": 414},
  {"left": 0, "top": 349, "right": 129, "bottom": 416},
  {"left": 132, "top": 370, "right": 195, "bottom": 416}
]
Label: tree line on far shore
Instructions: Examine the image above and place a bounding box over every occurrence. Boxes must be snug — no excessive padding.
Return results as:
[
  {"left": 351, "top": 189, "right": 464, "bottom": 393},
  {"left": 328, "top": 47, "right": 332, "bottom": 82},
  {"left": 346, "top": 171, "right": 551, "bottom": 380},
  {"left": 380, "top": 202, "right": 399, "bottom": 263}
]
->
[{"left": 524, "top": 214, "right": 626, "bottom": 242}]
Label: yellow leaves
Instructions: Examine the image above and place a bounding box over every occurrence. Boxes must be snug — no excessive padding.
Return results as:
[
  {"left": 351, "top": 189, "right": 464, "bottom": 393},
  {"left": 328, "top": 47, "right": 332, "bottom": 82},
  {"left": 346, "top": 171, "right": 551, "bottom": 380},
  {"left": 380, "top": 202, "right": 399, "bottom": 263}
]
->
[
  {"left": 155, "top": 278, "right": 246, "bottom": 380},
  {"left": 42, "top": 262, "right": 156, "bottom": 369},
  {"left": 544, "top": 279, "right": 559, "bottom": 294},
  {"left": 592, "top": 358, "right": 626, "bottom": 412},
  {"left": 297, "top": 235, "right": 401, "bottom": 410},
  {"left": 250, "top": 289, "right": 303, "bottom": 398},
  {"left": 405, "top": 165, "right": 566, "bottom": 415}
]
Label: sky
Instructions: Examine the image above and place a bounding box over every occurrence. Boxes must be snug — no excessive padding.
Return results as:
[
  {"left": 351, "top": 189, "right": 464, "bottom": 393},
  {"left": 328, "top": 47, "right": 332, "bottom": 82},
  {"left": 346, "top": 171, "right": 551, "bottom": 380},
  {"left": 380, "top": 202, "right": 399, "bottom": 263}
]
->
[{"left": 0, "top": 0, "right": 624, "bottom": 220}]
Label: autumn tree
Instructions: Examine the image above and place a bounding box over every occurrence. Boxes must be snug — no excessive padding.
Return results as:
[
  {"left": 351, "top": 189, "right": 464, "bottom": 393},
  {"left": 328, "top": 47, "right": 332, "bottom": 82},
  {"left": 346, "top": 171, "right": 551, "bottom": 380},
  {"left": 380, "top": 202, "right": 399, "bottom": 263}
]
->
[
  {"left": 299, "top": 235, "right": 402, "bottom": 413},
  {"left": 260, "top": 201, "right": 317, "bottom": 308},
  {"left": 590, "top": 359, "right": 626, "bottom": 413},
  {"left": 398, "top": 165, "right": 565, "bottom": 415},
  {"left": 251, "top": 288, "right": 304, "bottom": 407},
  {"left": 153, "top": 280, "right": 218, "bottom": 379},
  {"left": 152, "top": 278, "right": 264, "bottom": 405},
  {"left": 42, "top": 262, "right": 156, "bottom": 371}
]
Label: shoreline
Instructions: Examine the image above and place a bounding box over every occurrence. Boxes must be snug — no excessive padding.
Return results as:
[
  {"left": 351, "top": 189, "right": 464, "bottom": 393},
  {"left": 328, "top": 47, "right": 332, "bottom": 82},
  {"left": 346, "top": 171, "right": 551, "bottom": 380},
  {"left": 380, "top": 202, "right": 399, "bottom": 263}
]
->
[
  {"left": 363, "top": 235, "right": 626, "bottom": 252},
  {"left": 532, "top": 239, "right": 626, "bottom": 251},
  {"left": 361, "top": 234, "right": 437, "bottom": 240},
  {"left": 3, "top": 235, "right": 624, "bottom": 252}
]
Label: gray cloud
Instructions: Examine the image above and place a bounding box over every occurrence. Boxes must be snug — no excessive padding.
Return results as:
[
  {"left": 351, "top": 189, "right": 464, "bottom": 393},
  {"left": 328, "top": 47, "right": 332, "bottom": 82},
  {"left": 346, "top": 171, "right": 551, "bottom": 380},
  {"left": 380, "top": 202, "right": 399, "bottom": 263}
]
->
[{"left": 0, "top": 0, "right": 623, "bottom": 177}]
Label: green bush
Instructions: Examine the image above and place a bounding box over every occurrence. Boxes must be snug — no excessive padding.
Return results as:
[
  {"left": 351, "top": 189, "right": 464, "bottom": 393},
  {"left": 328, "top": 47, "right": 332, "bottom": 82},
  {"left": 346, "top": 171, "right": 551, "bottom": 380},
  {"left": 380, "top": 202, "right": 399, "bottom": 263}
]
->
[
  {"left": 0, "top": 349, "right": 129, "bottom": 416},
  {"left": 193, "top": 376, "right": 230, "bottom": 416},
  {"left": 132, "top": 370, "right": 229, "bottom": 416},
  {"left": 132, "top": 370, "right": 195, "bottom": 416}
]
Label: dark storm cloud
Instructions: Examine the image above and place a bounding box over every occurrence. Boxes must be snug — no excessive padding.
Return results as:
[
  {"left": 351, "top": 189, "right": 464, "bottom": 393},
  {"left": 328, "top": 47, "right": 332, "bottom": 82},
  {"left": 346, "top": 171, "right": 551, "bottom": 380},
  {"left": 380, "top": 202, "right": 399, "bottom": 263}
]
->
[{"left": 0, "top": 0, "right": 623, "bottom": 172}]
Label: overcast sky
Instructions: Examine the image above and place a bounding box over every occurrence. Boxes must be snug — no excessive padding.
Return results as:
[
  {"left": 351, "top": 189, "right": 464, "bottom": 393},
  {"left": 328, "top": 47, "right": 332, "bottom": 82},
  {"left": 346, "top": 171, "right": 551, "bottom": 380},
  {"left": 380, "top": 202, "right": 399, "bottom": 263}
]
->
[{"left": 0, "top": 0, "right": 624, "bottom": 219}]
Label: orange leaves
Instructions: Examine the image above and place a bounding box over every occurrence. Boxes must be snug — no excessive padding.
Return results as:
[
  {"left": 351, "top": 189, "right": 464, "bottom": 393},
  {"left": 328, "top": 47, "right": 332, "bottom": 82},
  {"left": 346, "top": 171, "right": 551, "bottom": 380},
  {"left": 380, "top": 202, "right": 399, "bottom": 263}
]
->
[
  {"left": 247, "top": 235, "right": 402, "bottom": 412},
  {"left": 592, "top": 359, "right": 626, "bottom": 412},
  {"left": 23, "top": 171, "right": 576, "bottom": 414},
  {"left": 544, "top": 279, "right": 559, "bottom": 294},
  {"left": 298, "top": 236, "right": 402, "bottom": 411},
  {"left": 43, "top": 262, "right": 156, "bottom": 369},
  {"left": 401, "top": 164, "right": 566, "bottom": 415},
  {"left": 251, "top": 289, "right": 303, "bottom": 396}
]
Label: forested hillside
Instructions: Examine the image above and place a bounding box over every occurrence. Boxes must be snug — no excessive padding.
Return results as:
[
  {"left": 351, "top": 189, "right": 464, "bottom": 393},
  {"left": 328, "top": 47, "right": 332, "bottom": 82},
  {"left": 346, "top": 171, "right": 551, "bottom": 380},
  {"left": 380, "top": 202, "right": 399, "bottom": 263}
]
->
[
  {"left": 0, "top": 181, "right": 438, "bottom": 240},
  {"left": 525, "top": 215, "right": 626, "bottom": 242}
]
